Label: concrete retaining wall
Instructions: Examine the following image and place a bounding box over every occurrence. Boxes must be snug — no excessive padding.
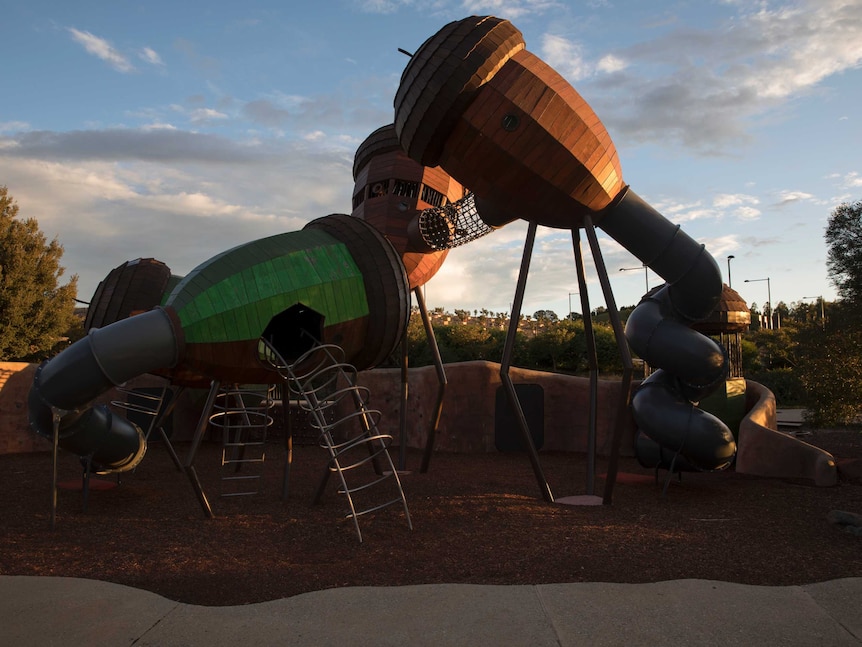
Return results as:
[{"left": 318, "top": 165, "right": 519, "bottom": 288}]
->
[{"left": 1, "top": 360, "right": 637, "bottom": 457}]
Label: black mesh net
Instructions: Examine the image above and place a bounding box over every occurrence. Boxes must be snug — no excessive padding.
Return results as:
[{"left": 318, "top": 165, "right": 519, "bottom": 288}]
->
[{"left": 416, "top": 192, "right": 494, "bottom": 250}]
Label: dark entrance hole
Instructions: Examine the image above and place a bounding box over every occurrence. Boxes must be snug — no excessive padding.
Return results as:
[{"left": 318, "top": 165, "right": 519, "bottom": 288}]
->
[{"left": 262, "top": 303, "right": 324, "bottom": 364}]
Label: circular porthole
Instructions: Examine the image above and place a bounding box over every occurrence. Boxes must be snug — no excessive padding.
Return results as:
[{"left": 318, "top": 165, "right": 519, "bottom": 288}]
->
[{"left": 502, "top": 113, "right": 520, "bottom": 132}]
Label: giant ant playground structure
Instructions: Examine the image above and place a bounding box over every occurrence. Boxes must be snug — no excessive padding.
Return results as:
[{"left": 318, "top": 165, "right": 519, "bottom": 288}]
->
[{"left": 26, "top": 16, "right": 835, "bottom": 541}]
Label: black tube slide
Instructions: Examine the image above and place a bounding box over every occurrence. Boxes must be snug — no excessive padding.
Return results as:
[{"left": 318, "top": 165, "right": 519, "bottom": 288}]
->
[
  {"left": 631, "top": 370, "right": 736, "bottom": 471},
  {"left": 599, "top": 187, "right": 737, "bottom": 472},
  {"left": 28, "top": 308, "right": 180, "bottom": 472}
]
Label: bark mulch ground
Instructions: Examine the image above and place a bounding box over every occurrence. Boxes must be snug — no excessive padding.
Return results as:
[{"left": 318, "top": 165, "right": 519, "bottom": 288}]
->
[{"left": 1, "top": 427, "right": 860, "bottom": 606}]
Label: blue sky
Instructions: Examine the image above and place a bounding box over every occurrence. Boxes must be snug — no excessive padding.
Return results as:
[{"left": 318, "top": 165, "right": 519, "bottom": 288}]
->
[{"left": 2, "top": 0, "right": 861, "bottom": 319}]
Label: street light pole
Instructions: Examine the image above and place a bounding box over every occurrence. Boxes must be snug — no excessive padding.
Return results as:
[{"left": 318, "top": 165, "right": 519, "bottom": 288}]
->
[
  {"left": 619, "top": 264, "right": 649, "bottom": 294},
  {"left": 726, "top": 255, "right": 735, "bottom": 288},
  {"left": 744, "top": 277, "right": 771, "bottom": 329},
  {"left": 568, "top": 292, "right": 578, "bottom": 321},
  {"left": 802, "top": 295, "right": 825, "bottom": 329}
]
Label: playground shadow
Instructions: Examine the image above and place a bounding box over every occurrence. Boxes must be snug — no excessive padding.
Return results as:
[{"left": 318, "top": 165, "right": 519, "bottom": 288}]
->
[{"left": 0, "top": 428, "right": 860, "bottom": 607}]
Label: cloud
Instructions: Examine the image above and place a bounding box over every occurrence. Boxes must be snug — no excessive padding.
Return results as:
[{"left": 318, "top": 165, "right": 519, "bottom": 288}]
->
[
  {"left": 237, "top": 82, "right": 394, "bottom": 138},
  {"left": 139, "top": 47, "right": 164, "bottom": 66},
  {"left": 734, "top": 206, "right": 761, "bottom": 220},
  {"left": 67, "top": 27, "right": 134, "bottom": 73},
  {"left": 774, "top": 190, "right": 815, "bottom": 206},
  {"left": 2, "top": 129, "right": 265, "bottom": 163},
  {"left": 713, "top": 193, "right": 759, "bottom": 208},
  {"left": 189, "top": 108, "right": 229, "bottom": 124},
  {"left": 840, "top": 171, "right": 862, "bottom": 187},
  {"left": 354, "top": 0, "right": 562, "bottom": 18},
  {"left": 541, "top": 34, "right": 591, "bottom": 81},
  {"left": 0, "top": 121, "right": 29, "bottom": 134},
  {"left": 700, "top": 233, "right": 739, "bottom": 258},
  {"left": 461, "top": 0, "right": 562, "bottom": 20},
  {"left": 353, "top": 0, "right": 415, "bottom": 13},
  {"left": 0, "top": 128, "right": 355, "bottom": 299},
  {"left": 649, "top": 197, "right": 714, "bottom": 223},
  {"left": 577, "top": 0, "right": 862, "bottom": 152},
  {"left": 713, "top": 193, "right": 761, "bottom": 219},
  {"left": 596, "top": 54, "right": 627, "bottom": 74},
  {"left": 243, "top": 99, "right": 292, "bottom": 127},
  {"left": 141, "top": 123, "right": 178, "bottom": 131},
  {"left": 735, "top": 0, "right": 862, "bottom": 100},
  {"left": 639, "top": 192, "right": 764, "bottom": 224}
]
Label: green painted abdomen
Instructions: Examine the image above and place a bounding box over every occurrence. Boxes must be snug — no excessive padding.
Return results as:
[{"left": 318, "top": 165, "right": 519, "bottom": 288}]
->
[
  {"left": 168, "top": 229, "right": 368, "bottom": 344},
  {"left": 162, "top": 214, "right": 410, "bottom": 384}
]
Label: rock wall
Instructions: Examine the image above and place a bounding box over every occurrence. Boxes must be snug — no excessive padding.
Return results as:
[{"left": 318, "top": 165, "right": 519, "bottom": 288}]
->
[
  {"left": 0, "top": 363, "right": 48, "bottom": 454},
  {"left": 1, "top": 360, "right": 637, "bottom": 457},
  {"left": 0, "top": 362, "right": 206, "bottom": 455},
  {"left": 4, "top": 359, "right": 838, "bottom": 485},
  {"left": 353, "top": 360, "right": 637, "bottom": 456}
]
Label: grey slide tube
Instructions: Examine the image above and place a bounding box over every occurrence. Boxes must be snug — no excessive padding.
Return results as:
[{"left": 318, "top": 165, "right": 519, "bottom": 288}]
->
[
  {"left": 28, "top": 308, "right": 179, "bottom": 471},
  {"left": 599, "top": 187, "right": 723, "bottom": 322},
  {"left": 632, "top": 370, "right": 736, "bottom": 472},
  {"left": 599, "top": 187, "right": 736, "bottom": 472}
]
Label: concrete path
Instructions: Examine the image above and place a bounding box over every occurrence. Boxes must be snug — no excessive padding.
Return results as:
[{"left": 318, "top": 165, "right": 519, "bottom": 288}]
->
[{"left": 1, "top": 576, "right": 860, "bottom": 646}]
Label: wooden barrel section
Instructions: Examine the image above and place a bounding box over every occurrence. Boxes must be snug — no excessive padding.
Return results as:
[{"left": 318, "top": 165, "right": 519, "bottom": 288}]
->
[
  {"left": 394, "top": 15, "right": 625, "bottom": 229},
  {"left": 394, "top": 16, "right": 525, "bottom": 168},
  {"left": 304, "top": 213, "right": 410, "bottom": 370},
  {"left": 352, "top": 124, "right": 466, "bottom": 289},
  {"left": 159, "top": 215, "right": 410, "bottom": 385},
  {"left": 84, "top": 258, "right": 173, "bottom": 330}
]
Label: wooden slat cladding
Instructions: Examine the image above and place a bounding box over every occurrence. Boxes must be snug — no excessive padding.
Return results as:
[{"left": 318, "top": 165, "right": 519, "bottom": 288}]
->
[
  {"left": 352, "top": 124, "right": 404, "bottom": 180},
  {"left": 393, "top": 16, "right": 625, "bottom": 229},
  {"left": 352, "top": 124, "right": 465, "bottom": 288},
  {"left": 394, "top": 16, "right": 525, "bottom": 167},
  {"left": 84, "top": 258, "right": 172, "bottom": 330},
  {"left": 305, "top": 214, "right": 410, "bottom": 371}
]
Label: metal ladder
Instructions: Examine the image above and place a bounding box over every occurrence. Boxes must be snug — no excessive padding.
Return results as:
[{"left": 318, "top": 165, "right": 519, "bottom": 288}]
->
[
  {"left": 208, "top": 384, "right": 276, "bottom": 498},
  {"left": 111, "top": 383, "right": 183, "bottom": 471},
  {"left": 262, "top": 340, "right": 412, "bottom": 542}
]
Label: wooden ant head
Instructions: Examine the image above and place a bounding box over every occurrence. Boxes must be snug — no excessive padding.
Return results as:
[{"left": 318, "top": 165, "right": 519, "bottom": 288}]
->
[{"left": 395, "top": 15, "right": 625, "bottom": 230}]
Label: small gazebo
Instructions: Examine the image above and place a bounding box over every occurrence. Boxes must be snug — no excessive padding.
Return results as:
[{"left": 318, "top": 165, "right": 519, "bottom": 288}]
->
[{"left": 692, "top": 284, "right": 751, "bottom": 437}]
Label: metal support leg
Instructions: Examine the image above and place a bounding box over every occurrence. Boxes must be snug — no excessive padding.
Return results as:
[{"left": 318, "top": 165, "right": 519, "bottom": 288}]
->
[
  {"left": 154, "top": 385, "right": 185, "bottom": 471},
  {"left": 571, "top": 228, "right": 599, "bottom": 496},
  {"left": 583, "top": 216, "right": 634, "bottom": 505},
  {"left": 282, "top": 398, "right": 293, "bottom": 501},
  {"left": 184, "top": 380, "right": 221, "bottom": 518},
  {"left": 416, "top": 286, "right": 448, "bottom": 473},
  {"left": 501, "top": 221, "right": 554, "bottom": 503},
  {"left": 81, "top": 455, "right": 93, "bottom": 513},
  {"left": 50, "top": 409, "right": 60, "bottom": 530},
  {"left": 398, "top": 333, "right": 409, "bottom": 472}
]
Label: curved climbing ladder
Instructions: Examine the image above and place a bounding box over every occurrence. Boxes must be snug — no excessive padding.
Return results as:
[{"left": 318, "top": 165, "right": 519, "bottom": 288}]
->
[{"left": 263, "top": 340, "right": 412, "bottom": 542}]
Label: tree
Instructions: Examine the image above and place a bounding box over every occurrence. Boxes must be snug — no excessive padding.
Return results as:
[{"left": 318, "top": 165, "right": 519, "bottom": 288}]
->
[
  {"left": 826, "top": 200, "right": 862, "bottom": 310},
  {"left": 796, "top": 325, "right": 862, "bottom": 426},
  {"left": 773, "top": 301, "right": 790, "bottom": 328},
  {"left": 788, "top": 199, "right": 862, "bottom": 422},
  {"left": 532, "top": 309, "right": 558, "bottom": 323},
  {"left": 526, "top": 325, "right": 575, "bottom": 372},
  {"left": 0, "top": 186, "right": 78, "bottom": 361},
  {"left": 787, "top": 300, "right": 823, "bottom": 327}
]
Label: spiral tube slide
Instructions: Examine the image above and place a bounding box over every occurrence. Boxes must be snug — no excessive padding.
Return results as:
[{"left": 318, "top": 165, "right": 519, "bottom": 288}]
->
[
  {"left": 28, "top": 308, "right": 180, "bottom": 472},
  {"left": 599, "top": 188, "right": 736, "bottom": 471}
]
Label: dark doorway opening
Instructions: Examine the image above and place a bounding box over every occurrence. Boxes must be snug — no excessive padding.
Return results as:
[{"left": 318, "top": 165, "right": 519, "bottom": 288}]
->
[{"left": 262, "top": 303, "right": 324, "bottom": 364}]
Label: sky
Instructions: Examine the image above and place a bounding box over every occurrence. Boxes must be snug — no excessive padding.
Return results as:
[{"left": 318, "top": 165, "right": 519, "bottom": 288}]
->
[{"left": 2, "top": 0, "right": 861, "bottom": 320}]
